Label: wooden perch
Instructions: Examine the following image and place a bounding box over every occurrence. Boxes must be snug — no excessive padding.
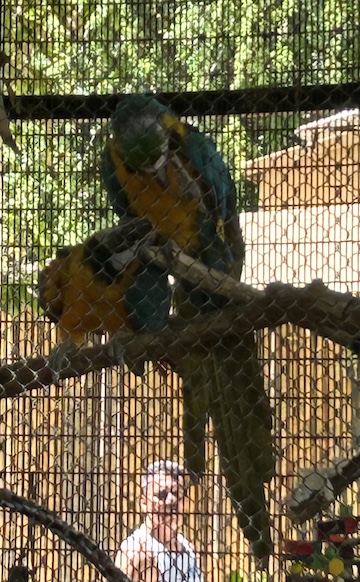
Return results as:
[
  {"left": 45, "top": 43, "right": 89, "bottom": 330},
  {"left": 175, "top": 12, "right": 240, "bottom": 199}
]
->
[
  {"left": 0, "top": 488, "right": 130, "bottom": 582},
  {"left": 288, "top": 451, "right": 360, "bottom": 524},
  {"left": 0, "top": 243, "right": 360, "bottom": 398}
]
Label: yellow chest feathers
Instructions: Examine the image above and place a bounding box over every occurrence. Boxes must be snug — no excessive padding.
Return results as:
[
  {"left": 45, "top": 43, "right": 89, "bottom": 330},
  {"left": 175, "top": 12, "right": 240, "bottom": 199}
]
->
[{"left": 110, "top": 146, "right": 204, "bottom": 252}]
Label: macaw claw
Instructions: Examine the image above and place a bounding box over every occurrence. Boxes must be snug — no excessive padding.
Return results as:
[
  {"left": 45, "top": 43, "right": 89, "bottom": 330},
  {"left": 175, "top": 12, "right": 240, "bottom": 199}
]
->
[{"left": 46, "top": 338, "right": 80, "bottom": 386}]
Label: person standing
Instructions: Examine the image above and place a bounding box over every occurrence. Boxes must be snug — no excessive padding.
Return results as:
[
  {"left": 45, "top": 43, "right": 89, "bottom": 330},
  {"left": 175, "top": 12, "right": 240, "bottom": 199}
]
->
[{"left": 115, "top": 460, "right": 204, "bottom": 582}]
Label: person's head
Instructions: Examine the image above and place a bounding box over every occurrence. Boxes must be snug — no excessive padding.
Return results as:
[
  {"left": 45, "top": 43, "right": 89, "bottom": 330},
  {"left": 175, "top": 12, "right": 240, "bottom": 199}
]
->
[{"left": 140, "top": 460, "right": 187, "bottom": 535}]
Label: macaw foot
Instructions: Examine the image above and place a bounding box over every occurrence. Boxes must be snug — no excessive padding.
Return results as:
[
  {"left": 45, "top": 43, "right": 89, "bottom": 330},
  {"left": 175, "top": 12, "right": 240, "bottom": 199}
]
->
[
  {"left": 46, "top": 338, "right": 80, "bottom": 386},
  {"left": 107, "top": 333, "right": 144, "bottom": 376}
]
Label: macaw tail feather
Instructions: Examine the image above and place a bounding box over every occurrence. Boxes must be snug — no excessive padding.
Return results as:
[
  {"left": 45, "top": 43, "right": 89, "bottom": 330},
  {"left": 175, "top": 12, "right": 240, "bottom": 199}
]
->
[
  {"left": 180, "top": 349, "right": 212, "bottom": 479},
  {"left": 180, "top": 334, "right": 274, "bottom": 561},
  {"left": 210, "top": 334, "right": 274, "bottom": 560}
]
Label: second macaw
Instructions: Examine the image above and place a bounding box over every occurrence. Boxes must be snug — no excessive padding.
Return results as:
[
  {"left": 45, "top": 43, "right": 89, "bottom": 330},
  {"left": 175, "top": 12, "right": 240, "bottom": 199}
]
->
[
  {"left": 38, "top": 217, "right": 171, "bottom": 380},
  {"left": 101, "top": 95, "right": 274, "bottom": 560}
]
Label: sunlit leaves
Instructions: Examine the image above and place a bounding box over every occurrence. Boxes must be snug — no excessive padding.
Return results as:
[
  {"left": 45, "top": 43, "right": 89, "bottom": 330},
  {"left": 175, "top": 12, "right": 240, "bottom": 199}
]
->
[
  {"left": 1, "top": 118, "right": 111, "bottom": 313},
  {"left": 4, "top": 0, "right": 359, "bottom": 95}
]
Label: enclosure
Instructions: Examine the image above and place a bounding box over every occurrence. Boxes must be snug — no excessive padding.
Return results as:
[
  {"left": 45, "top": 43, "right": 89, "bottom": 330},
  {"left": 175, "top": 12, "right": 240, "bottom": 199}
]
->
[{"left": 1, "top": 1, "right": 360, "bottom": 581}]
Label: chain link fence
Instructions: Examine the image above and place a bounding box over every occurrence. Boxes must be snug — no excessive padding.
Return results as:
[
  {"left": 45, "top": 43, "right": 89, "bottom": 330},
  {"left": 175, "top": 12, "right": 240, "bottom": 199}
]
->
[{"left": 1, "top": 1, "right": 360, "bottom": 581}]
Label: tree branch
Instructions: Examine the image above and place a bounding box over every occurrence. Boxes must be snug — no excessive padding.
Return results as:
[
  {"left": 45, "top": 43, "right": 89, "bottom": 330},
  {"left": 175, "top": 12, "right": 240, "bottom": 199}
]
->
[
  {"left": 0, "top": 244, "right": 359, "bottom": 398},
  {"left": 0, "top": 488, "right": 130, "bottom": 582},
  {"left": 287, "top": 451, "right": 360, "bottom": 524}
]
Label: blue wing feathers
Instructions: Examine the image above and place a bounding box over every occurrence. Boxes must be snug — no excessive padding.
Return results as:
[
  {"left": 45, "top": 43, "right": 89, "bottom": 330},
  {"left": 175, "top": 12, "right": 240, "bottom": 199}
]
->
[
  {"left": 180, "top": 125, "right": 234, "bottom": 222},
  {"left": 125, "top": 264, "right": 171, "bottom": 332}
]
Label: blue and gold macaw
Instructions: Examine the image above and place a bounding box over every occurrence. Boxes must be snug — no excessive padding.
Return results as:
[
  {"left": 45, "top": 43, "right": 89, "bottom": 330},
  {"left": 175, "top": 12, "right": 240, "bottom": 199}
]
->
[
  {"left": 101, "top": 95, "right": 274, "bottom": 560},
  {"left": 38, "top": 217, "right": 171, "bottom": 379}
]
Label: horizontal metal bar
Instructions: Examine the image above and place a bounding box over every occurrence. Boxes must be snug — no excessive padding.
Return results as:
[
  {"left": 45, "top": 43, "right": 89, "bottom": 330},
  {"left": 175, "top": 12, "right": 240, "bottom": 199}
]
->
[{"left": 3, "top": 83, "right": 360, "bottom": 120}]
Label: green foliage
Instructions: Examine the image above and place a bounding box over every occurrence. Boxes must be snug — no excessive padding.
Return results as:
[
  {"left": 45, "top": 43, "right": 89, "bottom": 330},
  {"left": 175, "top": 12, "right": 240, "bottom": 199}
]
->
[
  {"left": 1, "top": 118, "right": 112, "bottom": 312},
  {"left": 229, "top": 571, "right": 244, "bottom": 582},
  {"left": 4, "top": 0, "right": 359, "bottom": 95}
]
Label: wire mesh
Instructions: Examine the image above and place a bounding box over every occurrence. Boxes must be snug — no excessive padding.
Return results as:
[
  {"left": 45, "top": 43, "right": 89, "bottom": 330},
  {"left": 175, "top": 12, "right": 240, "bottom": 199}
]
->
[{"left": 1, "top": 1, "right": 360, "bottom": 582}]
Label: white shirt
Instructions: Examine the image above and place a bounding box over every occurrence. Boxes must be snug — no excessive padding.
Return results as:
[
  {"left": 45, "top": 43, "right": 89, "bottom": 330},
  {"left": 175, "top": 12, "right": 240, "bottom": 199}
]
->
[{"left": 120, "top": 524, "right": 204, "bottom": 582}]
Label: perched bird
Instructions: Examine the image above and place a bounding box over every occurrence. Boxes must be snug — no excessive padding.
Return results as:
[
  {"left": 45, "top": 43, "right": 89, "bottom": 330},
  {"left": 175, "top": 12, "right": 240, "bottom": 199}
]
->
[
  {"left": 101, "top": 95, "right": 244, "bottom": 272},
  {"left": 101, "top": 95, "right": 274, "bottom": 560},
  {"left": 38, "top": 217, "right": 171, "bottom": 381}
]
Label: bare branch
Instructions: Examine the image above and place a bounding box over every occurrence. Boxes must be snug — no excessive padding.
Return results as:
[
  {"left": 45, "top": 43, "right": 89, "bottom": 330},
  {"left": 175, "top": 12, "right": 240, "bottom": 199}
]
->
[
  {"left": 142, "top": 242, "right": 360, "bottom": 351},
  {"left": 287, "top": 451, "right": 360, "bottom": 523},
  {"left": 0, "top": 246, "right": 359, "bottom": 397},
  {"left": 141, "top": 241, "right": 263, "bottom": 304},
  {"left": 0, "top": 488, "right": 130, "bottom": 582}
]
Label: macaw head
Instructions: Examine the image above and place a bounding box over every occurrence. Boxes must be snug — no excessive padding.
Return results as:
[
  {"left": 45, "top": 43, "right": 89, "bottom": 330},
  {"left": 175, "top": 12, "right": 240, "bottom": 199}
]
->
[{"left": 111, "top": 95, "right": 174, "bottom": 171}]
